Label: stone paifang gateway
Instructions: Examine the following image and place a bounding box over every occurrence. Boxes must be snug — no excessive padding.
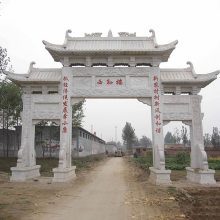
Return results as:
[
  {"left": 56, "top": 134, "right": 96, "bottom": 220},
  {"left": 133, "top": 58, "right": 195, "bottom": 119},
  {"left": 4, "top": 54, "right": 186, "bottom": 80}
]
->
[{"left": 6, "top": 29, "right": 219, "bottom": 184}]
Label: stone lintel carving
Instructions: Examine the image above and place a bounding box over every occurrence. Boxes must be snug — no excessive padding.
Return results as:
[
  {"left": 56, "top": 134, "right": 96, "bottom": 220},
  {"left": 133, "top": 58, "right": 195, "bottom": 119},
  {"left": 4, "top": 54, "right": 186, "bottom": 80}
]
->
[
  {"left": 152, "top": 58, "right": 161, "bottom": 67},
  {"left": 182, "top": 120, "right": 192, "bottom": 126},
  {"left": 118, "top": 32, "right": 136, "bottom": 37},
  {"left": 163, "top": 94, "right": 190, "bottom": 103},
  {"left": 163, "top": 113, "right": 192, "bottom": 121},
  {"left": 192, "top": 86, "right": 201, "bottom": 95},
  {"left": 33, "top": 94, "right": 60, "bottom": 102},
  {"left": 137, "top": 98, "right": 152, "bottom": 106},
  {"left": 32, "top": 111, "right": 60, "bottom": 120},
  {"left": 85, "top": 32, "right": 102, "bottom": 37},
  {"left": 163, "top": 120, "right": 170, "bottom": 126},
  {"left": 71, "top": 66, "right": 151, "bottom": 77},
  {"left": 32, "top": 119, "right": 60, "bottom": 125}
]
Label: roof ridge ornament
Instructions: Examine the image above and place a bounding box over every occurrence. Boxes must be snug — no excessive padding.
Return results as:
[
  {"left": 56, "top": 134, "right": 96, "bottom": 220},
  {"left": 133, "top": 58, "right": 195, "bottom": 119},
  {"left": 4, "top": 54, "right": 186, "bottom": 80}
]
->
[
  {"left": 118, "top": 32, "right": 136, "bottom": 37},
  {"left": 84, "top": 32, "right": 102, "bottom": 37},
  {"left": 149, "top": 29, "right": 158, "bottom": 48},
  {"left": 108, "top": 29, "right": 113, "bottom": 37},
  {"left": 63, "top": 29, "right": 72, "bottom": 47},
  {"left": 186, "top": 61, "right": 197, "bottom": 78},
  {"left": 27, "top": 61, "right": 36, "bottom": 76},
  {"left": 65, "top": 29, "right": 72, "bottom": 38}
]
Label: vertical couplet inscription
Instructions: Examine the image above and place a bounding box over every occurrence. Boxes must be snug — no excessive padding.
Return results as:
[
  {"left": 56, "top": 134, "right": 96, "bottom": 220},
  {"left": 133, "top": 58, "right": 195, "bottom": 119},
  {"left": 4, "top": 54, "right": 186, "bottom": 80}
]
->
[
  {"left": 62, "top": 76, "right": 69, "bottom": 133},
  {"left": 153, "top": 75, "right": 161, "bottom": 133}
]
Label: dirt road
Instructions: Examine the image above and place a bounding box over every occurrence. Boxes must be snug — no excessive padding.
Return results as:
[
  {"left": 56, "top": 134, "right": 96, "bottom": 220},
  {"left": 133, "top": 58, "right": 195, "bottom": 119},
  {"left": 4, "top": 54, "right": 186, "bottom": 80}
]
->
[
  {"left": 2, "top": 157, "right": 220, "bottom": 220},
  {"left": 26, "top": 158, "right": 130, "bottom": 220}
]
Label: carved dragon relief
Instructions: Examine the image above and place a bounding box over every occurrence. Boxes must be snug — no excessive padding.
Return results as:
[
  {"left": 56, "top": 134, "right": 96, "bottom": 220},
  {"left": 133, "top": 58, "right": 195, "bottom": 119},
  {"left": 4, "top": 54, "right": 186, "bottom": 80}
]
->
[
  {"left": 118, "top": 32, "right": 136, "bottom": 37},
  {"left": 84, "top": 32, "right": 102, "bottom": 37}
]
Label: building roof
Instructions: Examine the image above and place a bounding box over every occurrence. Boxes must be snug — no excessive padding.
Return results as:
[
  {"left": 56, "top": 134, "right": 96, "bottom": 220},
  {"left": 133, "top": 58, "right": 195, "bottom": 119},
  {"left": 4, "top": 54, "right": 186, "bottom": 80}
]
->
[
  {"left": 161, "top": 62, "right": 219, "bottom": 87},
  {"left": 5, "top": 62, "right": 219, "bottom": 88},
  {"left": 42, "top": 29, "right": 178, "bottom": 62},
  {"left": 5, "top": 62, "right": 61, "bottom": 84},
  {"left": 73, "top": 126, "right": 105, "bottom": 144}
]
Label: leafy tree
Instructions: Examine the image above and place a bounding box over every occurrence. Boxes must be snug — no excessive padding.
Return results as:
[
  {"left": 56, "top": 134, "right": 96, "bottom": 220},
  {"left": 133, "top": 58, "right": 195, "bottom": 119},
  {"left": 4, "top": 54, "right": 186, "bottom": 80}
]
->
[
  {"left": 164, "top": 131, "right": 176, "bottom": 144},
  {"left": 204, "top": 133, "right": 212, "bottom": 147},
  {"left": 173, "top": 128, "right": 181, "bottom": 144},
  {"left": 72, "top": 100, "right": 85, "bottom": 127},
  {"left": 139, "top": 135, "right": 152, "bottom": 148},
  {"left": 117, "top": 141, "right": 122, "bottom": 147},
  {"left": 181, "top": 126, "right": 189, "bottom": 146},
  {"left": 0, "top": 46, "right": 11, "bottom": 80},
  {"left": 211, "top": 127, "right": 220, "bottom": 148},
  {"left": 122, "top": 122, "right": 136, "bottom": 150},
  {"left": 0, "top": 80, "right": 22, "bottom": 156}
]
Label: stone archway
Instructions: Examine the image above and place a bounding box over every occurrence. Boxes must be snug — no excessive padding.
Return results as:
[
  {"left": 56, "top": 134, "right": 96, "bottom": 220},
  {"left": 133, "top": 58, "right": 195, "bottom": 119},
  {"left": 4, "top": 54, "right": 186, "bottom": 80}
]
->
[{"left": 6, "top": 29, "right": 219, "bottom": 184}]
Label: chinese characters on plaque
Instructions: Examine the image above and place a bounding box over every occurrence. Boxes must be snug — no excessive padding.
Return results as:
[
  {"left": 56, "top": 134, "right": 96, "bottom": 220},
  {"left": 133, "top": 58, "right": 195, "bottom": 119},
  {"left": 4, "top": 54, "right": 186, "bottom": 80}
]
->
[
  {"left": 153, "top": 75, "right": 161, "bottom": 134},
  {"left": 96, "top": 78, "right": 124, "bottom": 86},
  {"left": 62, "top": 76, "right": 69, "bottom": 133}
]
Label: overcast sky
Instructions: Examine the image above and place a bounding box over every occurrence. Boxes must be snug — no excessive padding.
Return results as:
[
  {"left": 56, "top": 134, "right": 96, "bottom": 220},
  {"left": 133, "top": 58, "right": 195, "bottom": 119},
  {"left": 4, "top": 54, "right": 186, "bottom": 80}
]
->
[{"left": 0, "top": 0, "right": 220, "bottom": 142}]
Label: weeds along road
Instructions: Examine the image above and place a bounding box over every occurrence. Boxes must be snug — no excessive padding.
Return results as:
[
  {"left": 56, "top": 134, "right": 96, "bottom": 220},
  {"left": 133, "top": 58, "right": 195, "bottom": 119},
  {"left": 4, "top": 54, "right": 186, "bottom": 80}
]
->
[{"left": 26, "top": 157, "right": 130, "bottom": 220}]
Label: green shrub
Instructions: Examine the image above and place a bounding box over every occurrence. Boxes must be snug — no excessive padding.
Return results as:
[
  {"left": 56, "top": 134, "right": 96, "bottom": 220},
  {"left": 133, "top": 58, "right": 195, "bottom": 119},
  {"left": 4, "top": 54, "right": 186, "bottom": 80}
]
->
[
  {"left": 208, "top": 159, "right": 220, "bottom": 170},
  {"left": 175, "top": 152, "right": 190, "bottom": 164}
]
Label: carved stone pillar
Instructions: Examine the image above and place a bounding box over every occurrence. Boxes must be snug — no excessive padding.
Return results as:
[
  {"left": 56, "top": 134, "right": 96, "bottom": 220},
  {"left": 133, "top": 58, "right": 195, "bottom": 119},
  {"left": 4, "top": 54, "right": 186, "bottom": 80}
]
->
[
  {"left": 147, "top": 67, "right": 171, "bottom": 184},
  {"left": 52, "top": 67, "right": 76, "bottom": 182},
  {"left": 185, "top": 96, "right": 216, "bottom": 184},
  {"left": 10, "top": 94, "right": 40, "bottom": 181}
]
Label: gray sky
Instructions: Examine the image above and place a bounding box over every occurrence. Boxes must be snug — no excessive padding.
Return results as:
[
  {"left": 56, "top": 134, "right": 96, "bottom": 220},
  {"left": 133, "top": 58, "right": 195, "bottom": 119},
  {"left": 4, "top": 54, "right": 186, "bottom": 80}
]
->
[{"left": 0, "top": 0, "right": 220, "bottom": 142}]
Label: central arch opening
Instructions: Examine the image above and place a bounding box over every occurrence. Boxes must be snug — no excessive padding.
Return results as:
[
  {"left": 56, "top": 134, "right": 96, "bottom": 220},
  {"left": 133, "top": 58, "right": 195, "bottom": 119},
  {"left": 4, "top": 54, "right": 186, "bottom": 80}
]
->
[{"left": 83, "top": 98, "right": 152, "bottom": 154}]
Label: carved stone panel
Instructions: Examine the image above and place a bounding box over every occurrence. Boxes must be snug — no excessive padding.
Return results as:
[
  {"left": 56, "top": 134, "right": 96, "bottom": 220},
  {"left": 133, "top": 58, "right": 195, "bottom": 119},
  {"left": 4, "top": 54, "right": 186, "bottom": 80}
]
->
[
  {"left": 130, "top": 76, "right": 149, "bottom": 89},
  {"left": 73, "top": 77, "right": 92, "bottom": 88},
  {"left": 32, "top": 94, "right": 60, "bottom": 120},
  {"left": 162, "top": 95, "right": 192, "bottom": 121},
  {"left": 71, "top": 67, "right": 152, "bottom": 98}
]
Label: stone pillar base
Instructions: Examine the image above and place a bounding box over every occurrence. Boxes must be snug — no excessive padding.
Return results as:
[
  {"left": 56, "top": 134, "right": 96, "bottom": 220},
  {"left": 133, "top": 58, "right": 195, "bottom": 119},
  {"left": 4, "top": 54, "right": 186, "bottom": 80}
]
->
[
  {"left": 10, "top": 165, "right": 41, "bottom": 182},
  {"left": 52, "top": 166, "right": 76, "bottom": 183},
  {"left": 149, "top": 167, "right": 171, "bottom": 185},
  {"left": 186, "top": 167, "right": 216, "bottom": 185}
]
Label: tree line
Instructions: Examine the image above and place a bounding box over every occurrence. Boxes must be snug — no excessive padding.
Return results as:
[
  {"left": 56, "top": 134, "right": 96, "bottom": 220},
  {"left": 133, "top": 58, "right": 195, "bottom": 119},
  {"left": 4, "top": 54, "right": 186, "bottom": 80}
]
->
[
  {"left": 122, "top": 122, "right": 152, "bottom": 150},
  {"left": 122, "top": 122, "right": 220, "bottom": 150}
]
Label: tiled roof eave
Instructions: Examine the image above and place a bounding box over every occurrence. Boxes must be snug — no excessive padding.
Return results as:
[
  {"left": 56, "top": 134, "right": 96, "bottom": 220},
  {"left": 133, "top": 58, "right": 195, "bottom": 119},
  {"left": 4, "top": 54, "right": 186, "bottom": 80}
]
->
[{"left": 45, "top": 47, "right": 175, "bottom": 54}]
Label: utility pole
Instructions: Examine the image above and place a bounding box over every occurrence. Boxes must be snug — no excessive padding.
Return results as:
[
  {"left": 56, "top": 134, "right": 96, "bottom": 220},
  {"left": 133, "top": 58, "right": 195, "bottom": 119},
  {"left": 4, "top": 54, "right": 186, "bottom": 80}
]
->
[{"left": 115, "top": 126, "right": 117, "bottom": 146}]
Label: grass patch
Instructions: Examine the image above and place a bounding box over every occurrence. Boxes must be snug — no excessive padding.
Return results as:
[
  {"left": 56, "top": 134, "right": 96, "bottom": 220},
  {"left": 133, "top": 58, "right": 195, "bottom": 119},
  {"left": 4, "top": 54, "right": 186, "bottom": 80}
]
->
[
  {"left": 132, "top": 152, "right": 220, "bottom": 171},
  {"left": 132, "top": 155, "right": 153, "bottom": 170},
  {"left": 37, "top": 158, "right": 58, "bottom": 177},
  {"left": 0, "top": 154, "right": 106, "bottom": 177},
  {"left": 208, "top": 160, "right": 220, "bottom": 170},
  {"left": 0, "top": 157, "right": 17, "bottom": 174},
  {"left": 167, "top": 186, "right": 177, "bottom": 195}
]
